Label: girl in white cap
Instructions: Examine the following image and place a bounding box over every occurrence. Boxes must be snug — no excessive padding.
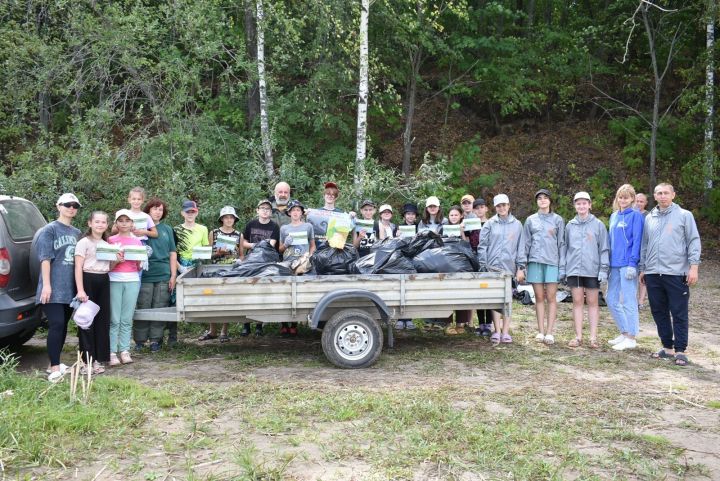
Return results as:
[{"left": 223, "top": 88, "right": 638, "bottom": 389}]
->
[
  {"left": 418, "top": 196, "right": 447, "bottom": 233},
  {"left": 561, "top": 192, "right": 609, "bottom": 349},
  {"left": 477, "top": 194, "right": 526, "bottom": 344}
]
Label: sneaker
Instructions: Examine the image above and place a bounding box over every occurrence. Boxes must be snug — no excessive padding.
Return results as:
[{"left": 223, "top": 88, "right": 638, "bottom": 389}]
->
[
  {"left": 109, "top": 353, "right": 121, "bottom": 367},
  {"left": 608, "top": 334, "right": 626, "bottom": 346},
  {"left": 395, "top": 320, "right": 405, "bottom": 330},
  {"left": 150, "top": 342, "right": 161, "bottom": 353},
  {"left": 255, "top": 325, "right": 264, "bottom": 337},
  {"left": 474, "top": 327, "right": 483, "bottom": 336},
  {"left": 405, "top": 320, "right": 416, "bottom": 330},
  {"left": 480, "top": 325, "right": 492, "bottom": 337},
  {"left": 47, "top": 370, "right": 64, "bottom": 383},
  {"left": 134, "top": 342, "right": 145, "bottom": 352},
  {"left": 280, "top": 326, "right": 289, "bottom": 336},
  {"left": 288, "top": 327, "right": 298, "bottom": 336},
  {"left": 612, "top": 337, "right": 637, "bottom": 351},
  {"left": 544, "top": 334, "right": 555, "bottom": 345},
  {"left": 120, "top": 351, "right": 133, "bottom": 364},
  {"left": 240, "top": 324, "right": 251, "bottom": 337},
  {"left": 535, "top": 332, "right": 545, "bottom": 342},
  {"left": 46, "top": 363, "right": 68, "bottom": 375}
]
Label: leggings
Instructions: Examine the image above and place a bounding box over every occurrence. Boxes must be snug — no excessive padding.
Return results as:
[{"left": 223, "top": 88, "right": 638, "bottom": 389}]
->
[
  {"left": 43, "top": 303, "right": 73, "bottom": 366},
  {"left": 78, "top": 272, "right": 111, "bottom": 364}
]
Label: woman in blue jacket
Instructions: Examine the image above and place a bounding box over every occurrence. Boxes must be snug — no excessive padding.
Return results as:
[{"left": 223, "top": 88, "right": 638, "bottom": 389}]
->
[{"left": 607, "top": 184, "right": 644, "bottom": 351}]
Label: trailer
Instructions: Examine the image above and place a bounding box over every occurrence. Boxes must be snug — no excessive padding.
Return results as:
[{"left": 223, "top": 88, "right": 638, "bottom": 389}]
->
[{"left": 134, "top": 265, "right": 513, "bottom": 369}]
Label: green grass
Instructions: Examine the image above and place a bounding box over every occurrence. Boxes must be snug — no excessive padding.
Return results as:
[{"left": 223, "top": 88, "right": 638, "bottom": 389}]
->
[{"left": 0, "top": 349, "right": 175, "bottom": 470}]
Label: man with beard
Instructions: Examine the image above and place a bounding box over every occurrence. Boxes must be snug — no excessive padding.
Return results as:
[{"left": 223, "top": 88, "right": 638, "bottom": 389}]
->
[{"left": 270, "top": 181, "right": 292, "bottom": 227}]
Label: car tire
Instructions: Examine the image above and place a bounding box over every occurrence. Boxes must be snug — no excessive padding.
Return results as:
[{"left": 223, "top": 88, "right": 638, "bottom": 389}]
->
[{"left": 321, "top": 309, "right": 383, "bottom": 369}]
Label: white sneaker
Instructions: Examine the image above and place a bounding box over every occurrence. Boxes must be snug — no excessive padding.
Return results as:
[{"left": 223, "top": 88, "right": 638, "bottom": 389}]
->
[
  {"left": 395, "top": 320, "right": 405, "bottom": 330},
  {"left": 535, "top": 332, "right": 545, "bottom": 342},
  {"left": 608, "top": 334, "right": 626, "bottom": 346},
  {"left": 47, "top": 370, "right": 64, "bottom": 383},
  {"left": 612, "top": 337, "right": 637, "bottom": 351},
  {"left": 544, "top": 334, "right": 555, "bottom": 345},
  {"left": 109, "top": 353, "right": 121, "bottom": 367},
  {"left": 405, "top": 320, "right": 416, "bottom": 330}
]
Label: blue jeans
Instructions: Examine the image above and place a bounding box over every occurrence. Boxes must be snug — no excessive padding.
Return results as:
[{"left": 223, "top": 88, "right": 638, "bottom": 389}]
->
[
  {"left": 606, "top": 267, "right": 639, "bottom": 336},
  {"left": 644, "top": 274, "right": 689, "bottom": 353}
]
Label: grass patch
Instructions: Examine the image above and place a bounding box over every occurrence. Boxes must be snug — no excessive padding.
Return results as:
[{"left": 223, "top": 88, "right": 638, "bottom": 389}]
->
[{"left": 0, "top": 349, "right": 175, "bottom": 470}]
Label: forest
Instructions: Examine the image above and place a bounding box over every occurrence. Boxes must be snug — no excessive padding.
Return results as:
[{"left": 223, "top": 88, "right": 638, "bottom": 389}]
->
[{"left": 0, "top": 0, "right": 717, "bottom": 227}]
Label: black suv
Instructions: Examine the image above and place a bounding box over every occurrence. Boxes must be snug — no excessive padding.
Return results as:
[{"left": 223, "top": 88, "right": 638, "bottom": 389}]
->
[{"left": 0, "top": 195, "right": 47, "bottom": 348}]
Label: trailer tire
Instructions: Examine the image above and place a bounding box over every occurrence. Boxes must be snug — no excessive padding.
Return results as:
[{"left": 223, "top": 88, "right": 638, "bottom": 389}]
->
[{"left": 321, "top": 309, "right": 383, "bottom": 369}]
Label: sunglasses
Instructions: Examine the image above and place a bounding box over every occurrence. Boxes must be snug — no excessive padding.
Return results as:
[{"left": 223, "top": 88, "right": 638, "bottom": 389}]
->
[{"left": 60, "top": 202, "right": 81, "bottom": 209}]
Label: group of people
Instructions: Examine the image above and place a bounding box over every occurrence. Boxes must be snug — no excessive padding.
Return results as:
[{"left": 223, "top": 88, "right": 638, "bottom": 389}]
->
[{"left": 35, "top": 180, "right": 701, "bottom": 382}]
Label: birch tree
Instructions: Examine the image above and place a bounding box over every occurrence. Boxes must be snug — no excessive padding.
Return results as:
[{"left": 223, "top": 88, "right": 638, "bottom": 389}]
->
[
  {"left": 355, "top": 0, "right": 370, "bottom": 200},
  {"left": 705, "top": 0, "right": 715, "bottom": 196},
  {"left": 256, "top": 0, "right": 275, "bottom": 180}
]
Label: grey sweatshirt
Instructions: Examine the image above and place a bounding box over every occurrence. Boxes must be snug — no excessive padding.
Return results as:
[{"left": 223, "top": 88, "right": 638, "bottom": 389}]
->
[
  {"left": 477, "top": 213, "right": 525, "bottom": 274},
  {"left": 561, "top": 213, "right": 609, "bottom": 278},
  {"left": 639, "top": 202, "right": 701, "bottom": 276},
  {"left": 522, "top": 212, "right": 565, "bottom": 267}
]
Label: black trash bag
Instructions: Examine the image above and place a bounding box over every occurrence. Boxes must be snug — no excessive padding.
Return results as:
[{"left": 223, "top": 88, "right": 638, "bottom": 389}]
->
[
  {"left": 370, "top": 236, "right": 411, "bottom": 252},
  {"left": 401, "top": 230, "right": 444, "bottom": 258},
  {"left": 351, "top": 249, "right": 416, "bottom": 274},
  {"left": 243, "top": 239, "right": 280, "bottom": 264},
  {"left": 311, "top": 242, "right": 358, "bottom": 275},
  {"left": 201, "top": 262, "right": 291, "bottom": 278},
  {"left": 412, "top": 239, "right": 479, "bottom": 273}
]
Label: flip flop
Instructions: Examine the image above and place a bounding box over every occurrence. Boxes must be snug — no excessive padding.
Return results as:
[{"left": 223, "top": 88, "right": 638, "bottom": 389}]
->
[
  {"left": 490, "top": 332, "right": 501, "bottom": 345},
  {"left": 501, "top": 334, "right": 513, "bottom": 344},
  {"left": 674, "top": 353, "right": 689, "bottom": 366},
  {"left": 650, "top": 349, "right": 673, "bottom": 360},
  {"left": 198, "top": 331, "right": 218, "bottom": 341},
  {"left": 567, "top": 338, "right": 581, "bottom": 348}
]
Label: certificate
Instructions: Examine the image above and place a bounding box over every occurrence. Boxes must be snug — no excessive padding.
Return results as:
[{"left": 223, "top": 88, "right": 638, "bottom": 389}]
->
[
  {"left": 443, "top": 225, "right": 461, "bottom": 237},
  {"left": 398, "top": 225, "right": 415, "bottom": 238},
  {"left": 123, "top": 245, "right": 148, "bottom": 261},
  {"left": 355, "top": 219, "right": 375, "bottom": 233},
  {"left": 290, "top": 231, "right": 308, "bottom": 246},
  {"left": 191, "top": 246, "right": 212, "bottom": 260},
  {"left": 215, "top": 234, "right": 238, "bottom": 250},
  {"left": 463, "top": 218, "right": 482, "bottom": 231},
  {"left": 96, "top": 243, "right": 120, "bottom": 261}
]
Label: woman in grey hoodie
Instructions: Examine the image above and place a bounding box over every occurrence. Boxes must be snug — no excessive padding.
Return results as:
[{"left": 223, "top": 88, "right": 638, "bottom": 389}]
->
[
  {"left": 561, "top": 192, "right": 609, "bottom": 349},
  {"left": 477, "top": 194, "right": 526, "bottom": 344}
]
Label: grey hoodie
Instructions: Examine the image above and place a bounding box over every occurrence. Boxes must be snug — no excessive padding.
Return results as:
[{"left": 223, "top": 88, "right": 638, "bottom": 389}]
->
[
  {"left": 561, "top": 213, "right": 609, "bottom": 278},
  {"left": 639, "top": 202, "right": 701, "bottom": 276},
  {"left": 477, "top": 213, "right": 525, "bottom": 274},
  {"left": 522, "top": 212, "right": 565, "bottom": 267}
]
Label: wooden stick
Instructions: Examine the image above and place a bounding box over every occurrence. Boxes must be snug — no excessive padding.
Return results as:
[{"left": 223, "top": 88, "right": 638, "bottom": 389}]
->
[{"left": 91, "top": 464, "right": 107, "bottom": 481}]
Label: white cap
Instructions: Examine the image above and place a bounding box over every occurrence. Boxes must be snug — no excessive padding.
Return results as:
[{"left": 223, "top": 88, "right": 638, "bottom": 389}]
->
[
  {"left": 378, "top": 204, "right": 393, "bottom": 213},
  {"left": 425, "top": 196, "right": 440, "bottom": 207},
  {"left": 493, "top": 194, "right": 510, "bottom": 206},
  {"left": 218, "top": 205, "right": 239, "bottom": 222},
  {"left": 114, "top": 208, "right": 134, "bottom": 221},
  {"left": 574, "top": 191, "right": 591, "bottom": 202},
  {"left": 56, "top": 193, "right": 82, "bottom": 206}
]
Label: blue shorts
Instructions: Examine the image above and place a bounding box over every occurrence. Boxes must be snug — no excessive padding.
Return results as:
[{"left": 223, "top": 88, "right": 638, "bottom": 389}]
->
[{"left": 526, "top": 262, "right": 559, "bottom": 284}]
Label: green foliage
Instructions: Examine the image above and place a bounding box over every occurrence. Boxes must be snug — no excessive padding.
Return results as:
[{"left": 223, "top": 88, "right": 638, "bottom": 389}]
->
[
  {"left": 446, "top": 136, "right": 500, "bottom": 201},
  {"left": 701, "top": 188, "right": 720, "bottom": 224}
]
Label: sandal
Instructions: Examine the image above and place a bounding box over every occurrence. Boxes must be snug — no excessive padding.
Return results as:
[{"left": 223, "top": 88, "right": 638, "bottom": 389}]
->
[
  {"left": 650, "top": 349, "right": 673, "bottom": 360},
  {"left": 567, "top": 338, "right": 581, "bottom": 348},
  {"left": 490, "top": 332, "right": 501, "bottom": 345},
  {"left": 501, "top": 334, "right": 513, "bottom": 344},
  {"left": 219, "top": 334, "right": 230, "bottom": 343},
  {"left": 445, "top": 325, "right": 459, "bottom": 335},
  {"left": 198, "top": 331, "right": 218, "bottom": 341},
  {"left": 589, "top": 339, "right": 600, "bottom": 349},
  {"left": 674, "top": 353, "right": 689, "bottom": 366}
]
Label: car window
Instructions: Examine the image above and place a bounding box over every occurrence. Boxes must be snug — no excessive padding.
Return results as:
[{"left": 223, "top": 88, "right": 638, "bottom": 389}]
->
[{"left": 0, "top": 199, "right": 47, "bottom": 242}]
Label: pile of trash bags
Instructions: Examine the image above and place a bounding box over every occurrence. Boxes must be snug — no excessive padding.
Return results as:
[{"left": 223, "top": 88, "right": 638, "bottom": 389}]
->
[{"left": 203, "top": 231, "right": 480, "bottom": 278}]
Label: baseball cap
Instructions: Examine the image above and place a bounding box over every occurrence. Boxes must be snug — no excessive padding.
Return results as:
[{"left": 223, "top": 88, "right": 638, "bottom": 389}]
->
[
  {"left": 425, "top": 196, "right": 440, "bottom": 207},
  {"left": 56, "top": 193, "right": 82, "bottom": 207},
  {"left": 461, "top": 194, "right": 475, "bottom": 204},
  {"left": 324, "top": 182, "right": 338, "bottom": 190},
  {"left": 360, "top": 199, "right": 376, "bottom": 208},
  {"left": 535, "top": 189, "right": 552, "bottom": 199},
  {"left": 286, "top": 199, "right": 305, "bottom": 215},
  {"left": 218, "top": 206, "right": 239, "bottom": 223},
  {"left": 257, "top": 199, "right": 272, "bottom": 208},
  {"left": 472, "top": 198, "right": 486, "bottom": 208},
  {"left": 574, "top": 191, "right": 591, "bottom": 202},
  {"left": 493, "top": 194, "right": 510, "bottom": 206},
  {"left": 401, "top": 203, "right": 418, "bottom": 214},
  {"left": 114, "top": 208, "right": 134, "bottom": 221},
  {"left": 378, "top": 204, "right": 393, "bottom": 214},
  {"left": 182, "top": 200, "right": 198, "bottom": 212}
]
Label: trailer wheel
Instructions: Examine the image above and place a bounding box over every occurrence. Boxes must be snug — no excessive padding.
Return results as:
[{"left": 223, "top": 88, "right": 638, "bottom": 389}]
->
[{"left": 321, "top": 309, "right": 383, "bottom": 369}]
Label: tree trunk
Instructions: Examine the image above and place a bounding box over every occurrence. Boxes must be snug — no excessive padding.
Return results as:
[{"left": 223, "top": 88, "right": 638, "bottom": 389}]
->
[
  {"left": 355, "top": 0, "right": 370, "bottom": 199},
  {"left": 704, "top": 0, "right": 715, "bottom": 197},
  {"left": 544, "top": 0, "right": 553, "bottom": 25},
  {"left": 642, "top": 5, "right": 659, "bottom": 195},
  {"left": 256, "top": 0, "right": 274, "bottom": 180},
  {"left": 402, "top": 45, "right": 422, "bottom": 176},
  {"left": 526, "top": 0, "right": 536, "bottom": 28},
  {"left": 38, "top": 90, "right": 50, "bottom": 132},
  {"left": 244, "top": 0, "right": 260, "bottom": 128}
]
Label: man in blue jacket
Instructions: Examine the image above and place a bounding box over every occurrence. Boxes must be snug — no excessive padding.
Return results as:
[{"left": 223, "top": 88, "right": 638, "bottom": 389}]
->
[{"left": 639, "top": 183, "right": 701, "bottom": 366}]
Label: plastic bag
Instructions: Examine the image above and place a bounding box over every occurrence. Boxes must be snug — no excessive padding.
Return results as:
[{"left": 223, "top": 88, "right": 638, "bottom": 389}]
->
[
  {"left": 352, "top": 240, "right": 416, "bottom": 274},
  {"left": 311, "top": 242, "right": 358, "bottom": 275},
  {"left": 412, "top": 239, "right": 479, "bottom": 273},
  {"left": 401, "top": 230, "right": 444, "bottom": 258},
  {"left": 243, "top": 239, "right": 280, "bottom": 263},
  {"left": 326, "top": 213, "right": 354, "bottom": 248},
  {"left": 202, "top": 262, "right": 291, "bottom": 278}
]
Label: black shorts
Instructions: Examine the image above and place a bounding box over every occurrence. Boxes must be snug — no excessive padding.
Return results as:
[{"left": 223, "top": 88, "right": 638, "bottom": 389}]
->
[{"left": 566, "top": 276, "right": 600, "bottom": 289}]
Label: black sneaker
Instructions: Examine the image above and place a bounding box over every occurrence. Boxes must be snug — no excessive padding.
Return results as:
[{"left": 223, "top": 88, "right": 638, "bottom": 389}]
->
[
  {"left": 240, "top": 324, "right": 251, "bottom": 337},
  {"left": 150, "top": 342, "right": 161, "bottom": 353},
  {"left": 255, "top": 325, "right": 264, "bottom": 337},
  {"left": 134, "top": 342, "right": 146, "bottom": 352}
]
